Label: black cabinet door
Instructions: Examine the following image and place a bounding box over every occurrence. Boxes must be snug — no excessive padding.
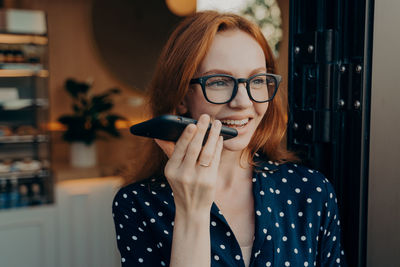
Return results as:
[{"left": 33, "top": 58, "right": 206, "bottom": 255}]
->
[{"left": 287, "top": 1, "right": 374, "bottom": 266}]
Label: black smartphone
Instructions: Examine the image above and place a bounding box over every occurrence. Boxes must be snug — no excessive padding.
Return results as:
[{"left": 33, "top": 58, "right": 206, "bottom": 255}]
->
[{"left": 130, "top": 114, "right": 238, "bottom": 142}]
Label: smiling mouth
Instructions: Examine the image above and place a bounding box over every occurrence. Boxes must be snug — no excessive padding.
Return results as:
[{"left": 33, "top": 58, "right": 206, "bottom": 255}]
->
[{"left": 220, "top": 118, "right": 250, "bottom": 128}]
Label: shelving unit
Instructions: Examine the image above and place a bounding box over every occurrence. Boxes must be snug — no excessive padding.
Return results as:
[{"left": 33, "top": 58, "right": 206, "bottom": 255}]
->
[{"left": 0, "top": 9, "right": 52, "bottom": 210}]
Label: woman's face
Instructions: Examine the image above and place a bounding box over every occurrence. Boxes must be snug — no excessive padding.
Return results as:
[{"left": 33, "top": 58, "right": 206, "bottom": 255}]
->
[{"left": 182, "top": 29, "right": 269, "bottom": 152}]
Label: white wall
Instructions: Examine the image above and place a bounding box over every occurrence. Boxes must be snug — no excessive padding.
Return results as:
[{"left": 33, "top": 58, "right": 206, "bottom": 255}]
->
[
  {"left": 0, "top": 177, "right": 122, "bottom": 267},
  {"left": 367, "top": 0, "right": 400, "bottom": 266}
]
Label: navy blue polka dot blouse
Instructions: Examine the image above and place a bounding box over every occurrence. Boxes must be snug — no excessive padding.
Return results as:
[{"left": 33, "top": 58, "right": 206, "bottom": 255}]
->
[{"left": 112, "top": 153, "right": 347, "bottom": 266}]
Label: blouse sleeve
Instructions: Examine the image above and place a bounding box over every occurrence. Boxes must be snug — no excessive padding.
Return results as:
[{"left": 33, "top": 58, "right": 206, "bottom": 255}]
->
[
  {"left": 319, "top": 180, "right": 347, "bottom": 266},
  {"left": 112, "top": 188, "right": 166, "bottom": 266}
]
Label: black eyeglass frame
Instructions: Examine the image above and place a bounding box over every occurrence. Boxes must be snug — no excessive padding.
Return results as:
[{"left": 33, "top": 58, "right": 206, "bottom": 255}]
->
[{"left": 189, "top": 73, "right": 282, "bottom": 104}]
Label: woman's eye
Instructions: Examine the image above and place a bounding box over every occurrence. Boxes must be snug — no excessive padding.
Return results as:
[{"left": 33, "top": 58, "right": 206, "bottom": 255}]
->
[
  {"left": 207, "top": 79, "right": 230, "bottom": 87},
  {"left": 215, "top": 81, "right": 227, "bottom": 86},
  {"left": 253, "top": 78, "right": 266, "bottom": 85}
]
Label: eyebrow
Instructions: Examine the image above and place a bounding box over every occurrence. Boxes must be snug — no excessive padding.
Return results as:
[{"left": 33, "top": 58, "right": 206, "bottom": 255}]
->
[{"left": 200, "top": 67, "right": 267, "bottom": 77}]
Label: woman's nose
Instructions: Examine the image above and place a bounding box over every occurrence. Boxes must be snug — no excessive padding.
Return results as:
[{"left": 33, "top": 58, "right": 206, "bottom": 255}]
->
[{"left": 229, "top": 83, "right": 252, "bottom": 108}]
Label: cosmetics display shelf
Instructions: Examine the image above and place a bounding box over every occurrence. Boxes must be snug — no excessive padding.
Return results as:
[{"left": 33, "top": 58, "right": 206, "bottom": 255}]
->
[
  {"left": 0, "top": 169, "right": 49, "bottom": 179},
  {"left": 0, "top": 9, "right": 52, "bottom": 210},
  {"left": 0, "top": 63, "right": 45, "bottom": 70},
  {"left": 0, "top": 134, "right": 49, "bottom": 143}
]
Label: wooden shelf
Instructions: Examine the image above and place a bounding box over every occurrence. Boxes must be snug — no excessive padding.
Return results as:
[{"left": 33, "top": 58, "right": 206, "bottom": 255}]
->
[
  {"left": 0, "top": 169, "right": 49, "bottom": 180},
  {"left": 0, "top": 134, "right": 49, "bottom": 144},
  {"left": 0, "top": 33, "right": 47, "bottom": 45},
  {"left": 0, "top": 69, "right": 48, "bottom": 77}
]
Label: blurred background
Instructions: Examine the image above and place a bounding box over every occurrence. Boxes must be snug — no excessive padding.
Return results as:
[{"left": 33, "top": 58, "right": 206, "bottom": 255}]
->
[{"left": 0, "top": 0, "right": 398, "bottom": 267}]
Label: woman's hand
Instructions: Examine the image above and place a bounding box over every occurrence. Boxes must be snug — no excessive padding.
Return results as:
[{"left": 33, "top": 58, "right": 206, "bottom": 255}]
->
[{"left": 155, "top": 114, "right": 223, "bottom": 217}]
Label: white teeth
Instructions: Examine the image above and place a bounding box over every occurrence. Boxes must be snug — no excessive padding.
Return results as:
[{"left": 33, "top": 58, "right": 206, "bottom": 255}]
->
[{"left": 220, "top": 118, "right": 249, "bottom": 126}]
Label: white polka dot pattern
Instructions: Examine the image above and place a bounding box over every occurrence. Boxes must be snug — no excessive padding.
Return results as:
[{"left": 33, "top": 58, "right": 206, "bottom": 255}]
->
[{"left": 112, "top": 154, "right": 346, "bottom": 266}]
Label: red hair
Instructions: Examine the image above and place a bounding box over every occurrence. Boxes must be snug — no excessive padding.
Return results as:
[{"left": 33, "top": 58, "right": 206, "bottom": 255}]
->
[{"left": 124, "top": 11, "right": 297, "bottom": 184}]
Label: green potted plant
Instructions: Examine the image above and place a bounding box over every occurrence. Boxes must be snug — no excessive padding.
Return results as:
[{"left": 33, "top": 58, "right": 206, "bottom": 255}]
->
[{"left": 58, "top": 78, "right": 126, "bottom": 167}]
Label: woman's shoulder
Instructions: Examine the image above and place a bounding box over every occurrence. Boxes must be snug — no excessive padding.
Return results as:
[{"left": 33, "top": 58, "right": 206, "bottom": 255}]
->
[
  {"left": 112, "top": 176, "right": 172, "bottom": 214},
  {"left": 115, "top": 176, "right": 170, "bottom": 199},
  {"left": 113, "top": 178, "right": 151, "bottom": 203},
  {"left": 278, "top": 162, "right": 329, "bottom": 186},
  {"left": 254, "top": 154, "right": 337, "bottom": 202}
]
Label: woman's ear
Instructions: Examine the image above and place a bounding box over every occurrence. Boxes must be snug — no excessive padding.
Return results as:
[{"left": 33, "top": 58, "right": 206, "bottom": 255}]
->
[{"left": 177, "top": 98, "right": 188, "bottom": 115}]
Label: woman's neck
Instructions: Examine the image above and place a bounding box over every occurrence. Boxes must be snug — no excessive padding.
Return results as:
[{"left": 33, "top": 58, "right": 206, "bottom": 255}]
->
[{"left": 217, "top": 149, "right": 253, "bottom": 190}]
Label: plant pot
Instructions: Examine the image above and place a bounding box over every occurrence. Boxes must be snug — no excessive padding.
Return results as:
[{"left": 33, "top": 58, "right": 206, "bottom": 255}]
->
[{"left": 70, "top": 142, "right": 97, "bottom": 168}]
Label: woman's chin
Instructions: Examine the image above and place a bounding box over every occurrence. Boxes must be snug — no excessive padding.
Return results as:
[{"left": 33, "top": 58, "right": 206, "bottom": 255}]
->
[{"left": 222, "top": 137, "right": 250, "bottom": 152}]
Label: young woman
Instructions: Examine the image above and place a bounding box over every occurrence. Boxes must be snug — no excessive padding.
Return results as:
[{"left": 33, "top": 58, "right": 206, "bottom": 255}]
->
[{"left": 113, "top": 11, "right": 346, "bottom": 267}]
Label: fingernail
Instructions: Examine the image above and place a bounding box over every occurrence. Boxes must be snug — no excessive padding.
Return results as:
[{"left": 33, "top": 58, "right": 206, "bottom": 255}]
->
[
  {"left": 200, "top": 114, "right": 209, "bottom": 122},
  {"left": 187, "top": 124, "right": 195, "bottom": 133},
  {"left": 214, "top": 120, "right": 221, "bottom": 128}
]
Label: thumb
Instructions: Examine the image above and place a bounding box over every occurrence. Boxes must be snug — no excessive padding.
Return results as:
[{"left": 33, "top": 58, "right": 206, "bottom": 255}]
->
[{"left": 154, "top": 139, "right": 175, "bottom": 158}]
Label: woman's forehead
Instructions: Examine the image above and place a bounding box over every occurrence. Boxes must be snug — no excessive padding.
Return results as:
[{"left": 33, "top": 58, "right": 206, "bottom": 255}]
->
[{"left": 197, "top": 29, "right": 266, "bottom": 76}]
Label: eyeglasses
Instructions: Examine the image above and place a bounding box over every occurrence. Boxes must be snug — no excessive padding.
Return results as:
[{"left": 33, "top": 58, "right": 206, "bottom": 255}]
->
[{"left": 189, "top": 73, "right": 281, "bottom": 104}]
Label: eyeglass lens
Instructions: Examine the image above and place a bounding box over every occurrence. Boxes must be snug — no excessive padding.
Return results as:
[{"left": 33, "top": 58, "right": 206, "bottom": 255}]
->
[{"left": 204, "top": 74, "right": 276, "bottom": 103}]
